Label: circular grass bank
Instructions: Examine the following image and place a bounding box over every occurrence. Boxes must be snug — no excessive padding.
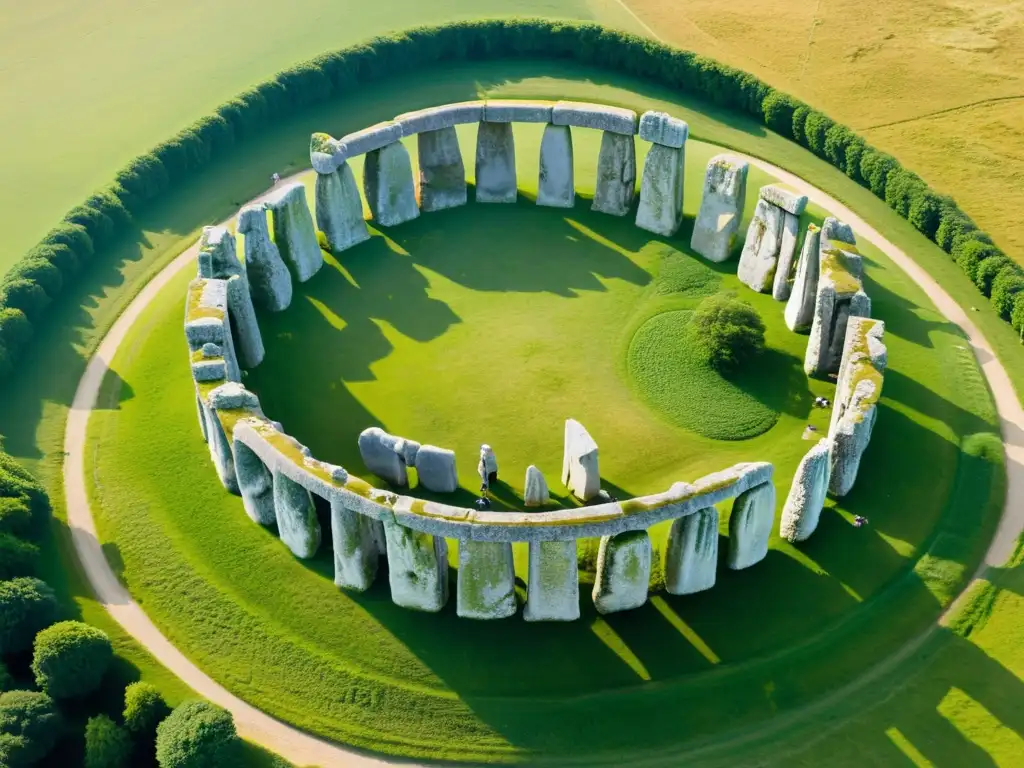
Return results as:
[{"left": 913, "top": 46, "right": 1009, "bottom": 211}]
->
[{"left": 84, "top": 74, "right": 1003, "bottom": 764}]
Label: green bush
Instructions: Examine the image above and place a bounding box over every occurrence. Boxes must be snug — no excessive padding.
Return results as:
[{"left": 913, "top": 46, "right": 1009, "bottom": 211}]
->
[
  {"left": 31, "top": 620, "right": 113, "bottom": 699},
  {"left": 935, "top": 207, "right": 977, "bottom": 254},
  {"left": 84, "top": 714, "right": 132, "bottom": 768},
  {"left": 0, "top": 690, "right": 61, "bottom": 767},
  {"left": 761, "top": 91, "right": 801, "bottom": 137},
  {"left": 802, "top": 111, "right": 833, "bottom": 156},
  {"left": 0, "top": 280, "right": 49, "bottom": 322},
  {"left": 976, "top": 256, "right": 1013, "bottom": 296},
  {"left": 0, "top": 578, "right": 58, "bottom": 654},
  {"left": 155, "top": 700, "right": 238, "bottom": 768},
  {"left": 0, "top": 535, "right": 38, "bottom": 580},
  {"left": 823, "top": 124, "right": 855, "bottom": 171},
  {"left": 0, "top": 455, "right": 49, "bottom": 522},
  {"left": 0, "top": 497, "right": 33, "bottom": 538},
  {"left": 41, "top": 222, "right": 94, "bottom": 262},
  {"left": 0, "top": 309, "right": 32, "bottom": 356},
  {"left": 1011, "top": 293, "right": 1024, "bottom": 334},
  {"left": 991, "top": 268, "right": 1024, "bottom": 319},
  {"left": 955, "top": 239, "right": 1000, "bottom": 283},
  {"left": 5, "top": 258, "right": 62, "bottom": 301},
  {"left": 692, "top": 295, "right": 766, "bottom": 371},
  {"left": 123, "top": 681, "right": 170, "bottom": 740},
  {"left": 791, "top": 105, "right": 810, "bottom": 145},
  {"left": 859, "top": 149, "right": 900, "bottom": 197}
]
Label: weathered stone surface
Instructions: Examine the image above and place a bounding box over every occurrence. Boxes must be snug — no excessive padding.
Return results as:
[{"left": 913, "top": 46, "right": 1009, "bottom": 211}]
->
[
  {"left": 523, "top": 465, "right": 550, "bottom": 507},
  {"left": 483, "top": 100, "right": 554, "bottom": 123},
  {"left": 690, "top": 154, "right": 749, "bottom": 263},
  {"left": 314, "top": 162, "right": 370, "bottom": 252},
  {"left": 737, "top": 199, "right": 785, "bottom": 293},
  {"left": 395, "top": 101, "right": 484, "bottom": 135},
  {"left": 728, "top": 481, "right": 775, "bottom": 569},
  {"left": 237, "top": 205, "right": 293, "bottom": 312},
  {"left": 562, "top": 419, "right": 600, "bottom": 501},
  {"left": 592, "top": 132, "right": 636, "bottom": 216},
  {"left": 357, "top": 427, "right": 409, "bottom": 487},
  {"left": 197, "top": 227, "right": 264, "bottom": 369},
  {"left": 771, "top": 212, "right": 801, "bottom": 301},
  {"left": 552, "top": 101, "right": 637, "bottom": 135},
  {"left": 524, "top": 539, "right": 579, "bottom": 621},
  {"left": 779, "top": 439, "right": 831, "bottom": 542},
  {"left": 272, "top": 471, "right": 321, "bottom": 559},
  {"left": 383, "top": 521, "right": 448, "bottom": 612},
  {"left": 341, "top": 121, "right": 403, "bottom": 157},
  {"left": 202, "top": 403, "right": 237, "bottom": 494},
  {"left": 784, "top": 224, "right": 821, "bottom": 332},
  {"left": 330, "top": 500, "right": 378, "bottom": 591},
  {"left": 207, "top": 381, "right": 260, "bottom": 411},
  {"left": 828, "top": 318, "right": 887, "bottom": 496},
  {"left": 477, "top": 445, "right": 497, "bottom": 487},
  {"left": 415, "top": 445, "right": 458, "bottom": 493},
  {"left": 475, "top": 121, "right": 517, "bottom": 203},
  {"left": 664, "top": 507, "right": 719, "bottom": 594},
  {"left": 593, "top": 530, "right": 651, "bottom": 614},
  {"left": 759, "top": 184, "right": 808, "bottom": 215},
  {"left": 364, "top": 142, "right": 420, "bottom": 227},
  {"left": 821, "top": 216, "right": 855, "bottom": 243},
  {"left": 267, "top": 183, "right": 323, "bottom": 283},
  {"left": 233, "top": 439, "right": 276, "bottom": 526},
  {"left": 537, "top": 124, "right": 574, "bottom": 208},
  {"left": 310, "top": 132, "right": 345, "bottom": 175},
  {"left": 185, "top": 279, "right": 240, "bottom": 383},
  {"left": 805, "top": 230, "right": 870, "bottom": 377},
  {"left": 635, "top": 144, "right": 685, "bottom": 236},
  {"left": 418, "top": 127, "right": 467, "bottom": 212},
  {"left": 457, "top": 540, "right": 516, "bottom": 619},
  {"left": 638, "top": 111, "right": 688, "bottom": 148}
]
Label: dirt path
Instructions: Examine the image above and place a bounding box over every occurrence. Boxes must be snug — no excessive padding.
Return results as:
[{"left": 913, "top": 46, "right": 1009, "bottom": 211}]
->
[{"left": 63, "top": 158, "right": 1024, "bottom": 767}]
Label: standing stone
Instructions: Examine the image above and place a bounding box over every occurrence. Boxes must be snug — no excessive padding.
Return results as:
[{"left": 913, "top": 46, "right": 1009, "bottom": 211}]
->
[
  {"left": 727, "top": 481, "right": 775, "bottom": 570},
  {"left": 635, "top": 144, "right": 685, "bottom": 236},
  {"left": 821, "top": 217, "right": 855, "bottom": 243},
  {"left": 418, "top": 127, "right": 467, "bottom": 212},
  {"left": 202, "top": 403, "right": 237, "bottom": 494},
  {"left": 330, "top": 500, "right": 378, "bottom": 591},
  {"left": 690, "top": 155, "right": 749, "bottom": 263},
  {"left": 784, "top": 224, "right": 821, "bottom": 332},
  {"left": 737, "top": 199, "right": 785, "bottom": 293},
  {"left": 771, "top": 212, "right": 801, "bottom": 301},
  {"left": 759, "top": 184, "right": 808, "bottom": 216},
  {"left": 357, "top": 427, "right": 409, "bottom": 487},
  {"left": 383, "top": 521, "right": 449, "bottom": 612},
  {"left": 779, "top": 439, "right": 832, "bottom": 542},
  {"left": 415, "top": 445, "right": 458, "bottom": 493},
  {"left": 237, "top": 204, "right": 293, "bottom": 312},
  {"left": 195, "top": 394, "right": 208, "bottom": 443},
  {"left": 537, "top": 124, "right": 574, "bottom": 208},
  {"left": 315, "top": 162, "right": 370, "bottom": 252},
  {"left": 267, "top": 183, "right": 323, "bottom": 283},
  {"left": 561, "top": 419, "right": 600, "bottom": 502},
  {"left": 185, "top": 279, "right": 240, "bottom": 384},
  {"left": 524, "top": 539, "right": 579, "bottom": 621},
  {"left": 475, "top": 121, "right": 517, "bottom": 203},
  {"left": 593, "top": 530, "right": 651, "bottom": 614},
  {"left": 457, "top": 540, "right": 516, "bottom": 619},
  {"left": 364, "top": 142, "right": 420, "bottom": 227},
  {"left": 523, "top": 465, "right": 550, "bottom": 507},
  {"left": 233, "top": 439, "right": 276, "bottom": 525},
  {"left": 664, "top": 507, "right": 719, "bottom": 595},
  {"left": 272, "top": 472, "right": 321, "bottom": 559},
  {"left": 197, "top": 227, "right": 264, "bottom": 369},
  {"left": 592, "top": 132, "right": 636, "bottom": 216}
]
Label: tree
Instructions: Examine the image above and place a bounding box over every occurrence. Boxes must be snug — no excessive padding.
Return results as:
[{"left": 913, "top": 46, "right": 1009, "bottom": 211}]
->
[
  {"left": 155, "top": 700, "right": 238, "bottom": 768},
  {"left": 692, "top": 295, "right": 766, "bottom": 371},
  {"left": 84, "top": 714, "right": 132, "bottom": 768},
  {"left": 0, "top": 534, "right": 38, "bottom": 580},
  {"left": 123, "top": 681, "right": 170, "bottom": 740},
  {"left": 31, "top": 620, "right": 113, "bottom": 699},
  {"left": 0, "top": 690, "right": 61, "bottom": 767},
  {"left": 0, "top": 661, "right": 11, "bottom": 693},
  {"left": 0, "top": 578, "right": 58, "bottom": 654}
]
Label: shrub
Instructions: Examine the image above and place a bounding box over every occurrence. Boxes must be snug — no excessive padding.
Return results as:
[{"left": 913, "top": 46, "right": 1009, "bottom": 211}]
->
[
  {"left": 692, "top": 295, "right": 766, "bottom": 371},
  {"left": 0, "top": 690, "right": 61, "bottom": 767},
  {"left": 0, "top": 497, "right": 33, "bottom": 538},
  {"left": 0, "top": 578, "right": 58, "bottom": 654},
  {"left": 0, "top": 456, "right": 49, "bottom": 523},
  {"left": 155, "top": 700, "right": 238, "bottom": 768},
  {"left": 1012, "top": 292, "right": 1024, "bottom": 334},
  {"left": 40, "top": 222, "right": 94, "bottom": 262},
  {"left": 954, "top": 239, "right": 1000, "bottom": 283},
  {"left": 84, "top": 714, "right": 132, "bottom": 768},
  {"left": 123, "top": 681, "right": 170, "bottom": 740},
  {"left": 0, "top": 280, "right": 49, "bottom": 322},
  {"left": 908, "top": 187, "right": 944, "bottom": 239},
  {"left": 32, "top": 621, "right": 113, "bottom": 699},
  {"left": 991, "top": 268, "right": 1024, "bottom": 319},
  {"left": 791, "top": 105, "right": 810, "bottom": 145},
  {"left": 823, "top": 124, "right": 856, "bottom": 171},
  {"left": 64, "top": 204, "right": 115, "bottom": 247},
  {"left": 0, "top": 535, "right": 38, "bottom": 580},
  {"left": 5, "top": 258, "right": 62, "bottom": 301},
  {"left": 859, "top": 149, "right": 900, "bottom": 197},
  {"left": 761, "top": 91, "right": 801, "bottom": 138},
  {"left": 976, "top": 256, "right": 1013, "bottom": 296},
  {"left": 0, "top": 309, "right": 32, "bottom": 356},
  {"left": 803, "top": 111, "right": 833, "bottom": 156},
  {"left": 935, "top": 207, "right": 976, "bottom": 254}
]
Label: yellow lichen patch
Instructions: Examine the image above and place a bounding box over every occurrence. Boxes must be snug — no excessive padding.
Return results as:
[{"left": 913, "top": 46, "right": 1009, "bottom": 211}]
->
[
  {"left": 827, "top": 238, "right": 859, "bottom": 256},
  {"left": 820, "top": 246, "right": 863, "bottom": 296},
  {"left": 185, "top": 280, "right": 225, "bottom": 322}
]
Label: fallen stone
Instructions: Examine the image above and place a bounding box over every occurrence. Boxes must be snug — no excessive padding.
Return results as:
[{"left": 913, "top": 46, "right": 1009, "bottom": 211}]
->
[
  {"left": 635, "top": 143, "right": 685, "bottom": 236},
  {"left": 592, "top": 132, "right": 636, "bottom": 216},
  {"left": 779, "top": 439, "right": 831, "bottom": 542},
  {"left": 483, "top": 100, "right": 554, "bottom": 123},
  {"left": 638, "top": 111, "right": 688, "bottom": 148},
  {"left": 593, "top": 530, "right": 651, "bottom": 614},
  {"left": 233, "top": 439, "right": 276, "bottom": 525},
  {"left": 383, "top": 520, "right": 449, "bottom": 612},
  {"left": 771, "top": 212, "right": 801, "bottom": 301},
  {"left": 475, "top": 121, "right": 517, "bottom": 203},
  {"left": 415, "top": 445, "right": 458, "bottom": 493},
  {"left": 267, "top": 183, "right": 323, "bottom": 283},
  {"left": 197, "top": 227, "right": 264, "bottom": 369},
  {"left": 272, "top": 471, "right": 322, "bottom": 559},
  {"left": 664, "top": 507, "right": 719, "bottom": 594},
  {"left": 330, "top": 499, "right": 379, "bottom": 591},
  {"left": 759, "top": 184, "right": 808, "bottom": 216},
  {"left": 523, "top": 465, "right": 550, "bottom": 507},
  {"left": 552, "top": 102, "right": 638, "bottom": 135},
  {"left": 357, "top": 427, "right": 409, "bottom": 487},
  {"left": 524, "top": 539, "right": 579, "bottom": 621},
  {"left": 417, "top": 126, "right": 467, "bottom": 212},
  {"left": 784, "top": 224, "right": 821, "bottom": 332},
  {"left": 364, "top": 142, "right": 420, "bottom": 227},
  {"left": 315, "top": 162, "right": 370, "bottom": 252},
  {"left": 237, "top": 204, "right": 293, "bottom": 312},
  {"left": 310, "top": 132, "right": 345, "bottom": 175},
  {"left": 737, "top": 199, "right": 785, "bottom": 293},
  {"left": 395, "top": 101, "right": 484, "bottom": 135},
  {"left": 690, "top": 154, "right": 749, "bottom": 263},
  {"left": 457, "top": 540, "right": 517, "bottom": 619},
  {"left": 340, "top": 121, "right": 403, "bottom": 157},
  {"left": 728, "top": 481, "right": 775, "bottom": 569},
  {"left": 561, "top": 419, "right": 600, "bottom": 502},
  {"left": 537, "top": 124, "right": 574, "bottom": 208}
]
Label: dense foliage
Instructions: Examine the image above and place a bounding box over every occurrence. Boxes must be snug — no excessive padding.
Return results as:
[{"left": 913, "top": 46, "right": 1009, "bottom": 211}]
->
[
  {"left": 84, "top": 714, "right": 132, "bottom": 768},
  {"left": 0, "top": 690, "right": 61, "bottom": 767},
  {"left": 692, "top": 295, "right": 766, "bottom": 371},
  {"left": 0, "top": 534, "right": 38, "bottom": 580},
  {"left": 123, "top": 681, "right": 170, "bottom": 740},
  {"left": 31, "top": 620, "right": 113, "bottom": 699},
  {"left": 0, "top": 578, "right": 58, "bottom": 655},
  {"left": 155, "top": 700, "right": 238, "bottom": 768}
]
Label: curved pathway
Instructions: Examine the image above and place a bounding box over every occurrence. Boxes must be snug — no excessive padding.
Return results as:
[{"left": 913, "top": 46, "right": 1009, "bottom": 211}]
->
[{"left": 63, "top": 157, "right": 1024, "bottom": 767}]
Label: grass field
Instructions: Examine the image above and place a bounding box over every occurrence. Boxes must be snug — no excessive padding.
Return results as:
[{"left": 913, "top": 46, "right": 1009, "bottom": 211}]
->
[{"left": 81, "top": 115, "right": 1003, "bottom": 762}]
